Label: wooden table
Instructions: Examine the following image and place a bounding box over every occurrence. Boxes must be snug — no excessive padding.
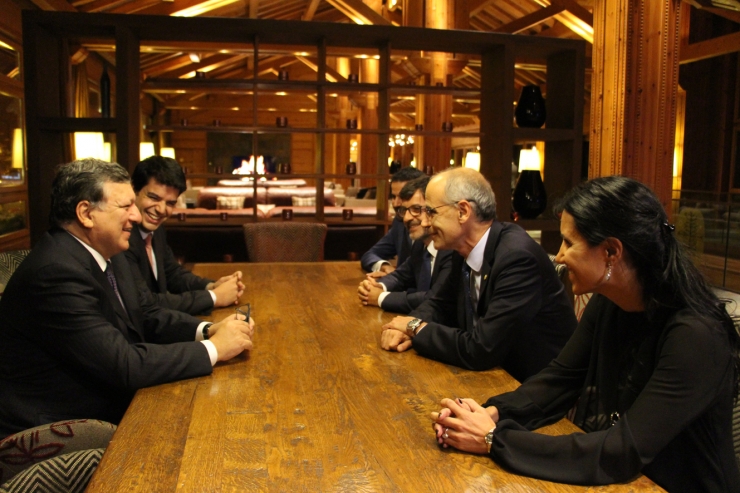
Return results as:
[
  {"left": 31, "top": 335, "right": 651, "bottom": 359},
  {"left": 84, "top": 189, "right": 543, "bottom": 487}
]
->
[{"left": 87, "top": 262, "right": 663, "bottom": 492}]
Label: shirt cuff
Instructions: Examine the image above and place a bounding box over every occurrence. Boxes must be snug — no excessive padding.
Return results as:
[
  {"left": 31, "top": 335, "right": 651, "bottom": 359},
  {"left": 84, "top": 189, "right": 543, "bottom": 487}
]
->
[
  {"left": 208, "top": 289, "right": 217, "bottom": 306},
  {"left": 371, "top": 260, "right": 390, "bottom": 272},
  {"left": 378, "top": 291, "right": 390, "bottom": 307},
  {"left": 195, "top": 321, "right": 209, "bottom": 341},
  {"left": 200, "top": 340, "right": 218, "bottom": 366}
]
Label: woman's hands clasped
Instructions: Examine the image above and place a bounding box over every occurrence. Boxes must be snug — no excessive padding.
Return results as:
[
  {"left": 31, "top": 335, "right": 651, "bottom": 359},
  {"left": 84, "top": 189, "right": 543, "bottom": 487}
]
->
[{"left": 431, "top": 398, "right": 499, "bottom": 454}]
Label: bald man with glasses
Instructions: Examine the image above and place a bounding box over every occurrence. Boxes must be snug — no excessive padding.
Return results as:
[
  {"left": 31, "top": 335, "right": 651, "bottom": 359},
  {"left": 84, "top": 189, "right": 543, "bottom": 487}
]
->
[
  {"left": 358, "top": 177, "right": 452, "bottom": 314},
  {"left": 378, "top": 167, "right": 576, "bottom": 383}
]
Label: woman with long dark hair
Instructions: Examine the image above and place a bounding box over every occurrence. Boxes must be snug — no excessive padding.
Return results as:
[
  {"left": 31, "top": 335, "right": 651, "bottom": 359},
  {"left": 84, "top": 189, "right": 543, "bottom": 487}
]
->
[{"left": 432, "top": 176, "right": 740, "bottom": 492}]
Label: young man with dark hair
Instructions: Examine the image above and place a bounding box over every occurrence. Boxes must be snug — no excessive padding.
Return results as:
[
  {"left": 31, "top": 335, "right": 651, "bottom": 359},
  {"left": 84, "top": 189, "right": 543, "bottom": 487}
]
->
[
  {"left": 360, "top": 166, "right": 425, "bottom": 273},
  {"left": 126, "top": 155, "right": 243, "bottom": 315},
  {"left": 358, "top": 176, "right": 452, "bottom": 314}
]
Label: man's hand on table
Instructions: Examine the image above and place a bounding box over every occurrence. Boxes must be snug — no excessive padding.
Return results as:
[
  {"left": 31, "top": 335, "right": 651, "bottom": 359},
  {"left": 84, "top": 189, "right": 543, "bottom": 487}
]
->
[
  {"left": 431, "top": 398, "right": 497, "bottom": 454},
  {"left": 380, "top": 316, "right": 415, "bottom": 352},
  {"left": 209, "top": 313, "right": 254, "bottom": 361},
  {"left": 366, "top": 271, "right": 388, "bottom": 280},
  {"left": 358, "top": 279, "right": 383, "bottom": 306},
  {"left": 210, "top": 271, "right": 245, "bottom": 307},
  {"left": 379, "top": 264, "right": 395, "bottom": 275}
]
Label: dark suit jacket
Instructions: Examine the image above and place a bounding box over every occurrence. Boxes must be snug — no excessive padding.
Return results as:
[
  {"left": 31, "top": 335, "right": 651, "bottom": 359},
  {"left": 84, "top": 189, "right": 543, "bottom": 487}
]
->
[
  {"left": 411, "top": 221, "right": 577, "bottom": 382},
  {"left": 0, "top": 229, "right": 212, "bottom": 437},
  {"left": 360, "top": 217, "right": 412, "bottom": 272},
  {"left": 379, "top": 241, "right": 453, "bottom": 314},
  {"left": 126, "top": 224, "right": 214, "bottom": 315}
]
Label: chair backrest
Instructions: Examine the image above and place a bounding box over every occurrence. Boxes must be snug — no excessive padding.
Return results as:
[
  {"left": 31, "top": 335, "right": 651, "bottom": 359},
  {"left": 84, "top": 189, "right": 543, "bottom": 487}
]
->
[
  {"left": 0, "top": 250, "right": 31, "bottom": 296},
  {"left": 243, "top": 222, "right": 328, "bottom": 262}
]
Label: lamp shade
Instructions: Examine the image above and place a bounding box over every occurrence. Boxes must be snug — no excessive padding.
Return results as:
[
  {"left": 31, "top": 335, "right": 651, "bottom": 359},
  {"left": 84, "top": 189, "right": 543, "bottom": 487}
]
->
[
  {"left": 517, "top": 148, "right": 541, "bottom": 172},
  {"left": 140, "top": 142, "right": 155, "bottom": 161},
  {"left": 160, "top": 147, "right": 176, "bottom": 159},
  {"left": 74, "top": 132, "right": 106, "bottom": 160},
  {"left": 464, "top": 151, "right": 480, "bottom": 171},
  {"left": 12, "top": 128, "right": 23, "bottom": 169}
]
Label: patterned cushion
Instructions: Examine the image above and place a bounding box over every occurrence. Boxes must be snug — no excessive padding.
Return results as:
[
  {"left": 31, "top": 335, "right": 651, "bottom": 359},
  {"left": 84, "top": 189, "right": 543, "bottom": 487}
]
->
[
  {"left": 574, "top": 293, "right": 593, "bottom": 321},
  {"left": 734, "top": 395, "right": 740, "bottom": 469},
  {"left": 243, "top": 222, "right": 327, "bottom": 262},
  {"left": 0, "top": 250, "right": 30, "bottom": 296},
  {"left": 0, "top": 419, "right": 115, "bottom": 485},
  {"left": 292, "top": 196, "right": 316, "bottom": 206},
  {"left": 0, "top": 448, "right": 104, "bottom": 493},
  {"left": 216, "top": 196, "right": 245, "bottom": 210}
]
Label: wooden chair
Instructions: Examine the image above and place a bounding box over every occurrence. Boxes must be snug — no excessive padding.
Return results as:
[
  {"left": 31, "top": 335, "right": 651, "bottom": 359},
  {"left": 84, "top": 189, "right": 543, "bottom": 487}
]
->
[
  {"left": 0, "top": 250, "right": 31, "bottom": 298},
  {"left": 0, "top": 419, "right": 115, "bottom": 493},
  {"left": 243, "top": 222, "right": 328, "bottom": 262}
]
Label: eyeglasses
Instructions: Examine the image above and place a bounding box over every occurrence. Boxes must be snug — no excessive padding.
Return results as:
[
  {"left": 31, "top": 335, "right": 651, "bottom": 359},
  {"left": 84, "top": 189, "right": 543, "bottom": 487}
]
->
[
  {"left": 423, "top": 202, "right": 459, "bottom": 219},
  {"left": 236, "top": 303, "right": 251, "bottom": 321},
  {"left": 397, "top": 204, "right": 424, "bottom": 218}
]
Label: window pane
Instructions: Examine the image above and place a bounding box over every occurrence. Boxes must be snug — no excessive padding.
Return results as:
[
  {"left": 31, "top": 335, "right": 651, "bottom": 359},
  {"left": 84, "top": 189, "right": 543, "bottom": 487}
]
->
[
  {"left": 0, "top": 94, "right": 23, "bottom": 187},
  {"left": 0, "top": 200, "right": 26, "bottom": 236},
  {"left": 0, "top": 40, "right": 20, "bottom": 80}
]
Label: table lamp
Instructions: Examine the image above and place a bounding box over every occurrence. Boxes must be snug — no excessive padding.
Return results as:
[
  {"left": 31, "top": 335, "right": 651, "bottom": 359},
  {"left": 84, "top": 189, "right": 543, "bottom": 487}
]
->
[{"left": 512, "top": 147, "right": 546, "bottom": 219}]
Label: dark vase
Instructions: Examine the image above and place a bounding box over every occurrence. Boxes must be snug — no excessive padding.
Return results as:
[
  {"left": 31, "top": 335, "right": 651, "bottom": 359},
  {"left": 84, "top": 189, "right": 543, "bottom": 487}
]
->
[
  {"left": 512, "top": 170, "right": 547, "bottom": 219},
  {"left": 515, "top": 85, "right": 546, "bottom": 128},
  {"left": 100, "top": 66, "right": 111, "bottom": 118}
]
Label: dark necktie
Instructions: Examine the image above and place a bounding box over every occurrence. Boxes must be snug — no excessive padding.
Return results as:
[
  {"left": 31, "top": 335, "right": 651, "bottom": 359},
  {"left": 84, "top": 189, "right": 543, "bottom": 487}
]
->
[
  {"left": 418, "top": 249, "right": 432, "bottom": 291},
  {"left": 106, "top": 261, "right": 126, "bottom": 309},
  {"left": 461, "top": 262, "right": 476, "bottom": 330},
  {"left": 144, "top": 234, "right": 156, "bottom": 274}
]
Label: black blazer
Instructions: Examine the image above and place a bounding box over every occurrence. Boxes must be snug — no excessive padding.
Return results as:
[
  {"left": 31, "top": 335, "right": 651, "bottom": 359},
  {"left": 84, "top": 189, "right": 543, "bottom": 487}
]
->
[
  {"left": 360, "top": 217, "right": 412, "bottom": 272},
  {"left": 126, "top": 224, "right": 214, "bottom": 315},
  {"left": 379, "top": 241, "right": 453, "bottom": 314},
  {"left": 411, "top": 221, "right": 577, "bottom": 382},
  {"left": 0, "top": 229, "right": 212, "bottom": 437}
]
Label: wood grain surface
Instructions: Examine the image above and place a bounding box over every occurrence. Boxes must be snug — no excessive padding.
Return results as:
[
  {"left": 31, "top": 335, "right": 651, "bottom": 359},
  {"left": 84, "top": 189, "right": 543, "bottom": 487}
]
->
[{"left": 87, "top": 262, "right": 664, "bottom": 492}]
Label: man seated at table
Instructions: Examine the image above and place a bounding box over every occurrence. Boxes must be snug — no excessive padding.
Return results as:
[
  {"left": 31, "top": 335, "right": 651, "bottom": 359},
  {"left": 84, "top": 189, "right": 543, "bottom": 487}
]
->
[
  {"left": 379, "top": 167, "right": 576, "bottom": 382},
  {"left": 360, "top": 166, "right": 424, "bottom": 274},
  {"left": 358, "top": 176, "right": 452, "bottom": 314},
  {"left": 0, "top": 159, "right": 254, "bottom": 437},
  {"left": 126, "top": 155, "right": 243, "bottom": 315}
]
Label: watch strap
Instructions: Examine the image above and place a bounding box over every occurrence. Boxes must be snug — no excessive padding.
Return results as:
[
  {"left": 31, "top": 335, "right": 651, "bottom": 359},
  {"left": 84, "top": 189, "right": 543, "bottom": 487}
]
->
[{"left": 202, "top": 322, "right": 213, "bottom": 340}]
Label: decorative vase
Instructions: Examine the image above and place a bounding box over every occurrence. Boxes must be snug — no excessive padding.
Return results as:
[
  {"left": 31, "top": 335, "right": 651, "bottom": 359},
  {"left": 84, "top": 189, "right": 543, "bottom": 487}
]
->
[
  {"left": 515, "top": 85, "right": 546, "bottom": 128},
  {"left": 512, "top": 170, "right": 547, "bottom": 219},
  {"left": 100, "top": 66, "right": 111, "bottom": 118}
]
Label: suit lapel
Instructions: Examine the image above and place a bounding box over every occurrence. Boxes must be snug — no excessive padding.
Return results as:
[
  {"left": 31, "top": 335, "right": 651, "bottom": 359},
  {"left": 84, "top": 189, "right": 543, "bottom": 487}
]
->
[
  {"left": 110, "top": 254, "right": 145, "bottom": 342},
  {"left": 476, "top": 222, "right": 504, "bottom": 314},
  {"left": 152, "top": 228, "right": 168, "bottom": 293}
]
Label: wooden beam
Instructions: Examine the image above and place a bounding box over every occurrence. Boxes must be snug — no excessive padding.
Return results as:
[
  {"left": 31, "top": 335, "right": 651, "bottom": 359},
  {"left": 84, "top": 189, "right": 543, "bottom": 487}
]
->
[
  {"left": 703, "top": 6, "right": 740, "bottom": 24},
  {"left": 302, "top": 0, "right": 321, "bottom": 20},
  {"left": 249, "top": 0, "right": 258, "bottom": 18},
  {"left": 30, "top": 0, "right": 77, "bottom": 11},
  {"left": 495, "top": 5, "right": 564, "bottom": 34},
  {"left": 469, "top": 0, "right": 495, "bottom": 17},
  {"left": 325, "top": 0, "right": 391, "bottom": 25},
  {"left": 680, "top": 30, "right": 740, "bottom": 64}
]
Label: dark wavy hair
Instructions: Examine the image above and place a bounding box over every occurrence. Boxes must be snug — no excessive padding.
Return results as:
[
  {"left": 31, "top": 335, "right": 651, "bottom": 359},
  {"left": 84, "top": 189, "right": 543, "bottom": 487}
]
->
[
  {"left": 132, "top": 155, "right": 187, "bottom": 194},
  {"left": 556, "top": 176, "right": 740, "bottom": 396}
]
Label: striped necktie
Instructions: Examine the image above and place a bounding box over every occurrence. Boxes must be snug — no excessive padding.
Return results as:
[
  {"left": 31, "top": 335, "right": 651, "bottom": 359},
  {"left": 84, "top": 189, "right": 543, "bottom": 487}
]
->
[{"left": 105, "top": 261, "right": 126, "bottom": 309}]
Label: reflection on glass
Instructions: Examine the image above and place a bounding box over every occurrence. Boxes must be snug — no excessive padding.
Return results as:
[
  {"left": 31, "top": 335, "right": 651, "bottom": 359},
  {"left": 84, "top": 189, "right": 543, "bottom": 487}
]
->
[
  {"left": 0, "top": 200, "right": 25, "bottom": 236},
  {"left": 0, "top": 39, "right": 20, "bottom": 80},
  {"left": 0, "top": 94, "right": 23, "bottom": 187}
]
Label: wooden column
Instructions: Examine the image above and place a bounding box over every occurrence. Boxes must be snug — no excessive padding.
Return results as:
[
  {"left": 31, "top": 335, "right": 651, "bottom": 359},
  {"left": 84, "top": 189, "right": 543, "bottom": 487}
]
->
[{"left": 590, "top": 0, "right": 682, "bottom": 212}]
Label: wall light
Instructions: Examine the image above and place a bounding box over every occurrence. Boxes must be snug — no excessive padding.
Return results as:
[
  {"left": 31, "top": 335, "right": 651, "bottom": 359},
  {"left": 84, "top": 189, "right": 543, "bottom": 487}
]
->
[
  {"left": 12, "top": 128, "right": 23, "bottom": 169},
  {"left": 74, "top": 132, "right": 106, "bottom": 160},
  {"left": 160, "top": 147, "right": 176, "bottom": 159},
  {"left": 140, "top": 142, "right": 155, "bottom": 161},
  {"left": 464, "top": 151, "right": 480, "bottom": 171}
]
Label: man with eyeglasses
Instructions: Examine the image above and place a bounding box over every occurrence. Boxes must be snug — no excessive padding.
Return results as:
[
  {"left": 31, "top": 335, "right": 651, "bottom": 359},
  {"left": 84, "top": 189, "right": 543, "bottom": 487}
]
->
[
  {"left": 379, "top": 167, "right": 576, "bottom": 382},
  {"left": 360, "top": 167, "right": 424, "bottom": 274},
  {"left": 358, "top": 176, "right": 453, "bottom": 313},
  {"left": 125, "top": 156, "right": 243, "bottom": 315}
]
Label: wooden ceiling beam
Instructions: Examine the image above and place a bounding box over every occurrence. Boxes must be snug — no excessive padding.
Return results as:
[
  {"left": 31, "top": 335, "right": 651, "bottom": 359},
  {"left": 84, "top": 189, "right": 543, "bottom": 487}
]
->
[
  {"left": 469, "top": 0, "right": 495, "bottom": 17},
  {"left": 80, "top": 0, "right": 137, "bottom": 13},
  {"left": 325, "top": 0, "right": 391, "bottom": 25},
  {"left": 111, "top": 0, "right": 162, "bottom": 14},
  {"left": 680, "top": 30, "right": 740, "bottom": 64},
  {"left": 30, "top": 0, "right": 77, "bottom": 11},
  {"left": 495, "top": 4, "right": 564, "bottom": 34},
  {"left": 302, "top": 0, "right": 321, "bottom": 20}
]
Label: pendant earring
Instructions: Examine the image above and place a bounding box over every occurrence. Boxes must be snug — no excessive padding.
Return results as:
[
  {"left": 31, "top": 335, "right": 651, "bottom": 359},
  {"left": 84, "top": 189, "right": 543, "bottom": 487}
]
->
[{"left": 604, "top": 261, "right": 612, "bottom": 282}]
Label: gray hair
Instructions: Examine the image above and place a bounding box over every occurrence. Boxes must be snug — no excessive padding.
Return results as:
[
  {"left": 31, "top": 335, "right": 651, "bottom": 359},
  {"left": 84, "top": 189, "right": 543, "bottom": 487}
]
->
[
  {"left": 439, "top": 167, "right": 496, "bottom": 221},
  {"left": 50, "top": 158, "right": 131, "bottom": 227}
]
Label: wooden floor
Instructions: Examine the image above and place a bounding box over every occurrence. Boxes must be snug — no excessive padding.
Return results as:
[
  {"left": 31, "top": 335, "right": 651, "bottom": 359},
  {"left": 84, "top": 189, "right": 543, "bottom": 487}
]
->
[{"left": 86, "top": 262, "right": 663, "bottom": 492}]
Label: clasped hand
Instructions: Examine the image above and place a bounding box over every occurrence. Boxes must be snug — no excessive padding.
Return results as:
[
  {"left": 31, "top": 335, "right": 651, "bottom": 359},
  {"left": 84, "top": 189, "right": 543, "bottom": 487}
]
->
[
  {"left": 357, "top": 278, "right": 383, "bottom": 306},
  {"left": 208, "top": 312, "right": 255, "bottom": 361},
  {"left": 430, "top": 398, "right": 498, "bottom": 454},
  {"left": 379, "top": 316, "right": 414, "bottom": 352},
  {"left": 210, "top": 271, "right": 245, "bottom": 307}
]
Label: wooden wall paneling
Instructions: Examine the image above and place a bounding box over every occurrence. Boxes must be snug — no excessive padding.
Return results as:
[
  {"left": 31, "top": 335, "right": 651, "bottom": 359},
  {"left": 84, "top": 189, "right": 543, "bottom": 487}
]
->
[
  {"left": 590, "top": 0, "right": 681, "bottom": 214},
  {"left": 314, "top": 37, "right": 326, "bottom": 221},
  {"left": 376, "top": 41, "right": 390, "bottom": 221},
  {"left": 479, "top": 44, "right": 515, "bottom": 222}
]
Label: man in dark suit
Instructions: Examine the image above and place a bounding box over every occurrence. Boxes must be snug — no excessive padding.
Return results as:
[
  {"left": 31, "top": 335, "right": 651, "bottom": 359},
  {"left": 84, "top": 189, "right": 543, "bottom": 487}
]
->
[
  {"left": 360, "top": 167, "right": 424, "bottom": 273},
  {"left": 379, "top": 167, "right": 576, "bottom": 382},
  {"left": 0, "top": 159, "right": 254, "bottom": 437},
  {"left": 358, "top": 176, "right": 452, "bottom": 314},
  {"left": 126, "top": 156, "right": 243, "bottom": 315}
]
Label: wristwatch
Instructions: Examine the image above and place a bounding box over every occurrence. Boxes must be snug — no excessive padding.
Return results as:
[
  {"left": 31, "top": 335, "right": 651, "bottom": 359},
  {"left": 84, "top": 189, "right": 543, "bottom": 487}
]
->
[
  {"left": 484, "top": 427, "right": 495, "bottom": 453},
  {"left": 406, "top": 318, "right": 423, "bottom": 337},
  {"left": 202, "top": 322, "right": 213, "bottom": 340}
]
